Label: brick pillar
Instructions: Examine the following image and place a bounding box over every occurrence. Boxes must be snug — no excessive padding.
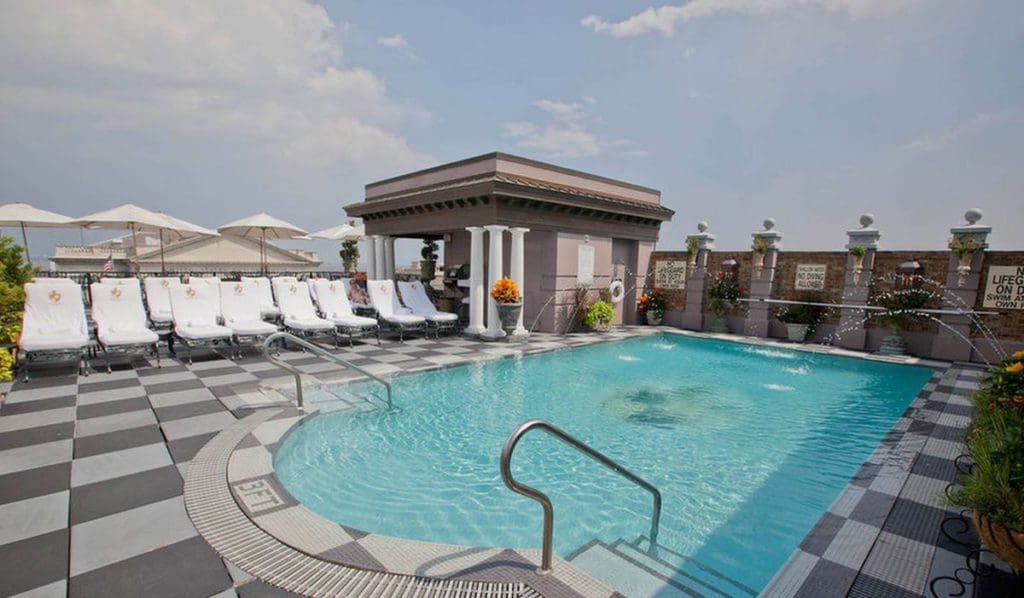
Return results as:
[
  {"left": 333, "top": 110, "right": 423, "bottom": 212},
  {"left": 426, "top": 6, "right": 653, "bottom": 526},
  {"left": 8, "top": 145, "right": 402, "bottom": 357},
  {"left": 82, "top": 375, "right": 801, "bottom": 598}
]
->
[
  {"left": 681, "top": 221, "right": 715, "bottom": 331},
  {"left": 743, "top": 219, "right": 782, "bottom": 337},
  {"left": 836, "top": 214, "right": 881, "bottom": 350},
  {"left": 931, "top": 209, "right": 990, "bottom": 362}
]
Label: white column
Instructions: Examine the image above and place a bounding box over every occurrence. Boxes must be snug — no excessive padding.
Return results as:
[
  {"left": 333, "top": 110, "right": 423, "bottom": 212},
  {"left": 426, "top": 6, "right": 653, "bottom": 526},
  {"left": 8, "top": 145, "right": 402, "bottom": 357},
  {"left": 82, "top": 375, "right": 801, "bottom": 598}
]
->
[
  {"left": 374, "top": 236, "right": 386, "bottom": 280},
  {"left": 366, "top": 236, "right": 378, "bottom": 279},
  {"left": 509, "top": 227, "right": 530, "bottom": 336},
  {"left": 482, "top": 225, "right": 508, "bottom": 340},
  {"left": 465, "top": 227, "right": 486, "bottom": 335},
  {"left": 384, "top": 237, "right": 395, "bottom": 280}
]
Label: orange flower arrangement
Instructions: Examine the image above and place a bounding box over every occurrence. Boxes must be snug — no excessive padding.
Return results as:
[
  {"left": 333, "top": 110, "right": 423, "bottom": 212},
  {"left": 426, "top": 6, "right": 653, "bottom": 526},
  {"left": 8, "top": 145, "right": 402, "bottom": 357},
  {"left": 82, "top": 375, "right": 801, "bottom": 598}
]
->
[{"left": 490, "top": 277, "right": 521, "bottom": 304}]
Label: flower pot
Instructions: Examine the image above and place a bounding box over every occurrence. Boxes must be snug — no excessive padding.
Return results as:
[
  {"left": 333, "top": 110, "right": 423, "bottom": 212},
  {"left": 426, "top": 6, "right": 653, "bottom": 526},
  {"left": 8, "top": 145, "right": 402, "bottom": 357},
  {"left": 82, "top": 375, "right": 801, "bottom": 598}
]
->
[
  {"left": 646, "top": 312, "right": 663, "bottom": 326},
  {"left": 496, "top": 302, "right": 522, "bottom": 336},
  {"left": 784, "top": 323, "right": 809, "bottom": 342},
  {"left": 711, "top": 315, "right": 729, "bottom": 333},
  {"left": 974, "top": 513, "right": 1024, "bottom": 570}
]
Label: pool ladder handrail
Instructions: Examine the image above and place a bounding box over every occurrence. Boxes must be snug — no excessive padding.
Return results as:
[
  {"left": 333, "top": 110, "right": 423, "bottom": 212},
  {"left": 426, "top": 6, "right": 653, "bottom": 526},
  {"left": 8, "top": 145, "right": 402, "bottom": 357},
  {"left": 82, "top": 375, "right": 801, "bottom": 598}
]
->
[
  {"left": 262, "top": 332, "right": 393, "bottom": 411},
  {"left": 499, "top": 419, "right": 662, "bottom": 573}
]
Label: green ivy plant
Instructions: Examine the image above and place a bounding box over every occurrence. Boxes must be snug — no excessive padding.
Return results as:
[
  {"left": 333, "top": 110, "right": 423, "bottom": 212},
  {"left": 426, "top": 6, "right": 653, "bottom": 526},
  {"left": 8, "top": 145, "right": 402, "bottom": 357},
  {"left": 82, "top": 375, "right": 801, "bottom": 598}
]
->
[{"left": 585, "top": 300, "right": 615, "bottom": 329}]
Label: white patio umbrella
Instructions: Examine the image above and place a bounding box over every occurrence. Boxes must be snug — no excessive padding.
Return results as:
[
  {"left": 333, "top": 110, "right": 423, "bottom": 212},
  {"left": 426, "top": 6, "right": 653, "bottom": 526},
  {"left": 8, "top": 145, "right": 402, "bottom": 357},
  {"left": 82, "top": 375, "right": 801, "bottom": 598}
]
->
[
  {"left": 0, "top": 202, "right": 75, "bottom": 264},
  {"left": 73, "top": 203, "right": 214, "bottom": 273},
  {"left": 217, "top": 213, "right": 308, "bottom": 274},
  {"left": 308, "top": 222, "right": 365, "bottom": 241},
  {"left": 150, "top": 212, "right": 219, "bottom": 273}
]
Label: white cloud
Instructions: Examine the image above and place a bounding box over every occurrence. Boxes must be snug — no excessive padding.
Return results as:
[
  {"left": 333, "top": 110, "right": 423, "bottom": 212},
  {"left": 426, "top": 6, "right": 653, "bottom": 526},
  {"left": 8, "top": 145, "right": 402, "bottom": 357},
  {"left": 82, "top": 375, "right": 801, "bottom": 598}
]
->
[
  {"left": 582, "top": 0, "right": 921, "bottom": 38},
  {"left": 377, "top": 34, "right": 408, "bottom": 48},
  {"left": 903, "top": 110, "right": 1024, "bottom": 153},
  {"left": 0, "top": 0, "right": 431, "bottom": 170},
  {"left": 503, "top": 98, "right": 644, "bottom": 159}
]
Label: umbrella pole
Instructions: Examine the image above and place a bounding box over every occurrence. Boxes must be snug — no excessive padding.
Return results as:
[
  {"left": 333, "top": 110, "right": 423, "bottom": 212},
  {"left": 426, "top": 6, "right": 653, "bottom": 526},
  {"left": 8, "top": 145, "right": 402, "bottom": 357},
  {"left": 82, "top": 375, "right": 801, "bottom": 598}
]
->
[
  {"left": 19, "top": 222, "right": 31, "bottom": 265},
  {"left": 160, "top": 229, "right": 166, "bottom": 275},
  {"left": 261, "top": 228, "right": 267, "bottom": 275},
  {"left": 130, "top": 222, "right": 139, "bottom": 274}
]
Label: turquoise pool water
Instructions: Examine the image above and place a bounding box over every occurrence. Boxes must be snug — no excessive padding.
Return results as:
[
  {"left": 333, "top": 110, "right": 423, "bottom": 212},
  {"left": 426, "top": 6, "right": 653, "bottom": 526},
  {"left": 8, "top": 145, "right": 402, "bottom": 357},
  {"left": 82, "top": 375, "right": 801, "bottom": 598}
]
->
[{"left": 274, "top": 334, "right": 932, "bottom": 591}]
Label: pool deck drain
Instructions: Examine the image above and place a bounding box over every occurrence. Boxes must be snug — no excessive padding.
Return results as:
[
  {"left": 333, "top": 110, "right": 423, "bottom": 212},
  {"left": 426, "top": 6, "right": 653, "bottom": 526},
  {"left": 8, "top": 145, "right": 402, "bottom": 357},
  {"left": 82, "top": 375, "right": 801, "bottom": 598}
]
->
[{"left": 0, "top": 326, "right": 1008, "bottom": 596}]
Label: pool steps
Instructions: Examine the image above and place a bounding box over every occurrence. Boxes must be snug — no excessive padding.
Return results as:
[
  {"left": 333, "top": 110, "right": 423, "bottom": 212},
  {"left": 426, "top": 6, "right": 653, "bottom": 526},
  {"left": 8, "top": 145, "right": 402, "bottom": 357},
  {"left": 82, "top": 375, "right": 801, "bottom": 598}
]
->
[{"left": 568, "top": 536, "right": 755, "bottom": 597}]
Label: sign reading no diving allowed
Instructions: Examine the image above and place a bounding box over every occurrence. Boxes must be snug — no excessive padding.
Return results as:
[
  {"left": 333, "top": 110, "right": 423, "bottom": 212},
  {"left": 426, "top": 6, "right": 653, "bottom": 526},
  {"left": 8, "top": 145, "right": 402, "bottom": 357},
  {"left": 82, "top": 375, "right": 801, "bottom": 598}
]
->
[{"left": 983, "top": 265, "right": 1024, "bottom": 310}]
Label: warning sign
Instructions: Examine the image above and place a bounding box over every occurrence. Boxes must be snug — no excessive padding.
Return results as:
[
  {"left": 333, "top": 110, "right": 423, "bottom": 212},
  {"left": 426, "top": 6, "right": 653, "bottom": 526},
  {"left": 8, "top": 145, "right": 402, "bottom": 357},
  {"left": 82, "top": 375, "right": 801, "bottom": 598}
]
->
[
  {"left": 983, "top": 265, "right": 1024, "bottom": 310},
  {"left": 795, "top": 264, "right": 827, "bottom": 290}
]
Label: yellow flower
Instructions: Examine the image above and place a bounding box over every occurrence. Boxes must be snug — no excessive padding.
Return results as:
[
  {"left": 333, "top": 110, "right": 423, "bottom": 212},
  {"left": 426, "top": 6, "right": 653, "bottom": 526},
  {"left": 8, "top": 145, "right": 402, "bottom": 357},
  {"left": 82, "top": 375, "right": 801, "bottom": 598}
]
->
[
  {"left": 1006, "top": 361, "right": 1024, "bottom": 374},
  {"left": 1013, "top": 349, "right": 1024, "bottom": 360}
]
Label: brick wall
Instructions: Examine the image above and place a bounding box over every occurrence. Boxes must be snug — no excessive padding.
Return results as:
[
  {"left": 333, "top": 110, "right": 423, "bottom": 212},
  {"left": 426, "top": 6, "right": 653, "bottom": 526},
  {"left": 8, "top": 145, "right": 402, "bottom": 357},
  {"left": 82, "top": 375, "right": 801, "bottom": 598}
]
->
[{"left": 648, "top": 249, "right": 1023, "bottom": 343}]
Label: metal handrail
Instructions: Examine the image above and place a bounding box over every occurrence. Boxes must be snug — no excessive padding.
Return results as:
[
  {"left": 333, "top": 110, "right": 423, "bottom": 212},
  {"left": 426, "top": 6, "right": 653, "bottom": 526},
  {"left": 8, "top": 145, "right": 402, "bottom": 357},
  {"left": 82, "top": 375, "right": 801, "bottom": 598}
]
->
[
  {"left": 262, "top": 332, "right": 393, "bottom": 410},
  {"left": 499, "top": 419, "right": 662, "bottom": 573}
]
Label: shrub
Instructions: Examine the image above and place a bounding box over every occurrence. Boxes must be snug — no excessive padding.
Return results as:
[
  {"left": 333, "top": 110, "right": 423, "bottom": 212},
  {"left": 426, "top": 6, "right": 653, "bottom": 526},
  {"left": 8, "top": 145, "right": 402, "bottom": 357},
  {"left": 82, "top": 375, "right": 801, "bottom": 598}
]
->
[
  {"left": 0, "top": 235, "right": 35, "bottom": 382},
  {"left": 954, "top": 352, "right": 1024, "bottom": 533},
  {"left": 707, "top": 272, "right": 743, "bottom": 316},
  {"left": 775, "top": 293, "right": 827, "bottom": 333},
  {"left": 585, "top": 300, "right": 615, "bottom": 329}
]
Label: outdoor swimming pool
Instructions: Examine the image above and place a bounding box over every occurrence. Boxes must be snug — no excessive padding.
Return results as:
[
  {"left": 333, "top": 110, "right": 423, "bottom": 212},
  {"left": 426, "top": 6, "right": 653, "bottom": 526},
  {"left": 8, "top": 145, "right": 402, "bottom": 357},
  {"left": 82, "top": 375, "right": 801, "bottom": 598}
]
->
[{"left": 274, "top": 334, "right": 933, "bottom": 592}]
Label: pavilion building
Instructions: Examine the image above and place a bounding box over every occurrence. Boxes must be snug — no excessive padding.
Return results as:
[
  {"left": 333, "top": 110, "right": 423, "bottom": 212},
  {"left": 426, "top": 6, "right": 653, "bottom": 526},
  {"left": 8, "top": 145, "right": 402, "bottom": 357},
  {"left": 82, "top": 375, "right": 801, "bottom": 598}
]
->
[{"left": 344, "top": 152, "right": 673, "bottom": 335}]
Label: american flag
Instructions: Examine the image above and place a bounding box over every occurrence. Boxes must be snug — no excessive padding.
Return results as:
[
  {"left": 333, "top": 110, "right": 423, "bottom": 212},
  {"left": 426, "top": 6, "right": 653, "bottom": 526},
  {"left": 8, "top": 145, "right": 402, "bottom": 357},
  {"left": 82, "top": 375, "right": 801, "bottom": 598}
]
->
[{"left": 102, "top": 254, "right": 113, "bottom": 273}]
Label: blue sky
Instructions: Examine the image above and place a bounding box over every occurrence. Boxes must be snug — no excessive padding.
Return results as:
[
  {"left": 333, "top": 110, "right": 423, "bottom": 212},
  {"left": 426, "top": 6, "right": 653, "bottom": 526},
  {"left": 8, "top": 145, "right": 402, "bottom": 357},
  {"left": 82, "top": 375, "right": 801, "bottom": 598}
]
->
[{"left": 1, "top": 0, "right": 1022, "bottom": 267}]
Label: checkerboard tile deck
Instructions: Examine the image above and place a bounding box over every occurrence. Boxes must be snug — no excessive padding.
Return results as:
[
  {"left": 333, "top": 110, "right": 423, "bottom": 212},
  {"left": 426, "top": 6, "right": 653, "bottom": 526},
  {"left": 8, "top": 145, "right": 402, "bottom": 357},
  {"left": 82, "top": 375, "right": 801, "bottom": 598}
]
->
[{"left": 0, "top": 329, "right": 1010, "bottom": 597}]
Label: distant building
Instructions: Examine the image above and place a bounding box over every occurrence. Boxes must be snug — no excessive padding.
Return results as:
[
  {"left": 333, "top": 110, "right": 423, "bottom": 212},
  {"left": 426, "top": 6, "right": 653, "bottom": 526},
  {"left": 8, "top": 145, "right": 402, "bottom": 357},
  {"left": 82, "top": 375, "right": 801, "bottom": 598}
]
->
[{"left": 50, "top": 232, "right": 321, "bottom": 273}]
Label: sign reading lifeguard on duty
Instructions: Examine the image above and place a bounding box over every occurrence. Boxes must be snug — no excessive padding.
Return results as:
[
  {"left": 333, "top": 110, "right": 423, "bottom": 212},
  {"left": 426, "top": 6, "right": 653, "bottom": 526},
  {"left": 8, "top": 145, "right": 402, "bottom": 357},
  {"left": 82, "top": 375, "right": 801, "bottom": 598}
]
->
[
  {"left": 983, "top": 265, "right": 1024, "bottom": 309},
  {"left": 795, "top": 264, "right": 827, "bottom": 290},
  {"left": 654, "top": 260, "right": 687, "bottom": 290}
]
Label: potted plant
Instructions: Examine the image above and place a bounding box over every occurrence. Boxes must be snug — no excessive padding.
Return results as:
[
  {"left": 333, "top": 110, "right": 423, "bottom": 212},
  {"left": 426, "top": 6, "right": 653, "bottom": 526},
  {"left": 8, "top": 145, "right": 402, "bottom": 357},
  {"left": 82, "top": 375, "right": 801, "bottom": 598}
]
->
[
  {"left": 949, "top": 236, "right": 980, "bottom": 288},
  {"left": 637, "top": 289, "right": 667, "bottom": 326},
  {"left": 339, "top": 222, "right": 360, "bottom": 275},
  {"left": 585, "top": 300, "right": 615, "bottom": 331},
  {"left": 774, "top": 294, "right": 825, "bottom": 342},
  {"left": 490, "top": 277, "right": 522, "bottom": 337},
  {"left": 953, "top": 352, "right": 1024, "bottom": 570},
  {"left": 849, "top": 246, "right": 867, "bottom": 284},
  {"left": 420, "top": 239, "right": 439, "bottom": 282},
  {"left": 683, "top": 236, "right": 700, "bottom": 269},
  {"left": 0, "top": 235, "right": 34, "bottom": 394},
  {"left": 752, "top": 237, "right": 768, "bottom": 275},
  {"left": 874, "top": 287, "right": 932, "bottom": 355},
  {"left": 707, "top": 271, "right": 743, "bottom": 333}
]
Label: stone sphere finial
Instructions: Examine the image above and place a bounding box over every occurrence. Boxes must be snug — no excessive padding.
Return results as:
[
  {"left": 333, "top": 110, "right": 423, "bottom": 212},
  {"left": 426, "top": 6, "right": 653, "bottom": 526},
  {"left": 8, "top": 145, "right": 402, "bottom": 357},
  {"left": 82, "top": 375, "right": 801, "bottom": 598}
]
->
[
  {"left": 965, "top": 208, "right": 983, "bottom": 225},
  {"left": 697, "top": 221, "right": 708, "bottom": 232},
  {"left": 859, "top": 213, "right": 875, "bottom": 228},
  {"left": 763, "top": 218, "right": 776, "bottom": 231}
]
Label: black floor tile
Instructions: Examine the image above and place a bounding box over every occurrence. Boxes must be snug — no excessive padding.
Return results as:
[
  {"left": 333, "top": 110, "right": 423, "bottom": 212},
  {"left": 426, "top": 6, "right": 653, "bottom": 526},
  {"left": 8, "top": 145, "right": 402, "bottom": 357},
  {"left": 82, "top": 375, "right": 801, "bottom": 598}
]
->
[
  {"left": 0, "top": 394, "right": 76, "bottom": 416},
  {"left": 73, "top": 425, "right": 165, "bottom": 459},
  {"left": 154, "top": 399, "right": 225, "bottom": 423},
  {"left": 142, "top": 378, "right": 204, "bottom": 395},
  {"left": 76, "top": 377, "right": 140, "bottom": 394},
  {"left": 10, "top": 371, "right": 77, "bottom": 390},
  {"left": 68, "top": 535, "right": 231, "bottom": 598},
  {"left": 0, "top": 421, "right": 75, "bottom": 450},
  {"left": 0, "top": 528, "right": 69, "bottom": 596},
  {"left": 192, "top": 365, "right": 246, "bottom": 378},
  {"left": 236, "top": 579, "right": 305, "bottom": 597},
  {"left": 0, "top": 462, "right": 71, "bottom": 505},
  {"left": 70, "top": 465, "right": 183, "bottom": 525},
  {"left": 76, "top": 395, "right": 151, "bottom": 420},
  {"left": 166, "top": 432, "right": 218, "bottom": 464}
]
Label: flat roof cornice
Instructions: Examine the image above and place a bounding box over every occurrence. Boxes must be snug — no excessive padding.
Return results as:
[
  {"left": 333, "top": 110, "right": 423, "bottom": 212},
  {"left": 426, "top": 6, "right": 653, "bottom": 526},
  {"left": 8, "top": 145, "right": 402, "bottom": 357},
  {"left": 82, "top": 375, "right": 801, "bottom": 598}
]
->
[{"left": 365, "top": 152, "right": 661, "bottom": 197}]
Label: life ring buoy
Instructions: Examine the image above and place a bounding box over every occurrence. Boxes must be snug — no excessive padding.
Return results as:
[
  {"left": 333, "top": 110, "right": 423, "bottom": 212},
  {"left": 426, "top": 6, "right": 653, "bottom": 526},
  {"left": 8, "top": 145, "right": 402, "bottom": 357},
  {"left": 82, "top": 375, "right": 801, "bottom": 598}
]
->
[{"left": 608, "top": 280, "right": 625, "bottom": 304}]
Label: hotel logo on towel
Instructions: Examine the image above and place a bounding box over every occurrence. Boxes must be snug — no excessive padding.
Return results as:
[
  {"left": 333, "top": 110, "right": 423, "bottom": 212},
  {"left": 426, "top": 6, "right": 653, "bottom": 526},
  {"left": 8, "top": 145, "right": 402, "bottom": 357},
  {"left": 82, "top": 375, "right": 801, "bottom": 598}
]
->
[
  {"left": 288, "top": 284, "right": 298, "bottom": 294},
  {"left": 233, "top": 283, "right": 244, "bottom": 295},
  {"left": 160, "top": 279, "right": 170, "bottom": 288},
  {"left": 48, "top": 290, "right": 61, "bottom": 303},
  {"left": 185, "top": 287, "right": 197, "bottom": 298},
  {"left": 109, "top": 287, "right": 122, "bottom": 298}
]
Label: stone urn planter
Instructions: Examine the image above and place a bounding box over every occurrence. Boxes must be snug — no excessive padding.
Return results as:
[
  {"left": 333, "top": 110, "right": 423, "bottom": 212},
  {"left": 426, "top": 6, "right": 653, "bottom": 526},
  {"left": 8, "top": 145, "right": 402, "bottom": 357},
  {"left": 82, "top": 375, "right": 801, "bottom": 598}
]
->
[
  {"left": 646, "top": 312, "right": 663, "bottom": 326},
  {"left": 878, "top": 331, "right": 907, "bottom": 356},
  {"left": 974, "top": 513, "right": 1024, "bottom": 570},
  {"left": 784, "top": 323, "right": 809, "bottom": 342},
  {"left": 711, "top": 315, "right": 729, "bottom": 333},
  {"left": 496, "top": 303, "right": 522, "bottom": 337}
]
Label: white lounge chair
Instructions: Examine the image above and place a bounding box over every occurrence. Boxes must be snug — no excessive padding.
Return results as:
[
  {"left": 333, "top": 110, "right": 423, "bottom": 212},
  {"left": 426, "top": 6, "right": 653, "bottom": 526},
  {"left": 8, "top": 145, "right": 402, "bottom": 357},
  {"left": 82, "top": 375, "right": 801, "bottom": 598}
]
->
[
  {"left": 190, "top": 276, "right": 221, "bottom": 304},
  {"left": 90, "top": 282, "right": 160, "bottom": 371},
  {"left": 312, "top": 279, "right": 379, "bottom": 346},
  {"left": 220, "top": 281, "right": 278, "bottom": 358},
  {"left": 397, "top": 280, "right": 458, "bottom": 338},
  {"left": 341, "top": 278, "right": 373, "bottom": 312},
  {"left": 143, "top": 277, "right": 181, "bottom": 327},
  {"left": 169, "top": 283, "right": 234, "bottom": 364},
  {"left": 17, "top": 282, "right": 90, "bottom": 380},
  {"left": 241, "top": 276, "right": 280, "bottom": 320},
  {"left": 366, "top": 279, "right": 426, "bottom": 342},
  {"left": 272, "top": 279, "right": 336, "bottom": 342}
]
